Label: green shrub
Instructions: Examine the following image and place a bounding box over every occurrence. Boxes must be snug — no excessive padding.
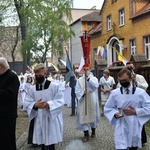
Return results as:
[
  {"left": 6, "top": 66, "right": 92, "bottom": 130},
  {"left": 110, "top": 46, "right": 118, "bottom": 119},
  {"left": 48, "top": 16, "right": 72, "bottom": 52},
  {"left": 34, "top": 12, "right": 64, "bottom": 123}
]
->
[{"left": 145, "top": 120, "right": 150, "bottom": 134}]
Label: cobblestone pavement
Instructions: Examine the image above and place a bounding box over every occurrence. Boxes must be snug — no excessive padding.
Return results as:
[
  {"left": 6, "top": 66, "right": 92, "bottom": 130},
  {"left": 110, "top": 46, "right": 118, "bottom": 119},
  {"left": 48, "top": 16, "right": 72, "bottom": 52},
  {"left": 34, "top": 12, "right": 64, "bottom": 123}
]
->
[{"left": 16, "top": 106, "right": 150, "bottom": 150}]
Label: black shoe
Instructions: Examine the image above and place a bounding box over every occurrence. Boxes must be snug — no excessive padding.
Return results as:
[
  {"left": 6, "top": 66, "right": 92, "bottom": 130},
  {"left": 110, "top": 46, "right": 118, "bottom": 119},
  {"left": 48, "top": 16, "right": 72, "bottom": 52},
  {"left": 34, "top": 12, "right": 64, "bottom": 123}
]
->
[
  {"left": 70, "top": 114, "right": 75, "bottom": 116},
  {"left": 101, "top": 113, "right": 104, "bottom": 117},
  {"left": 31, "top": 144, "right": 39, "bottom": 147}
]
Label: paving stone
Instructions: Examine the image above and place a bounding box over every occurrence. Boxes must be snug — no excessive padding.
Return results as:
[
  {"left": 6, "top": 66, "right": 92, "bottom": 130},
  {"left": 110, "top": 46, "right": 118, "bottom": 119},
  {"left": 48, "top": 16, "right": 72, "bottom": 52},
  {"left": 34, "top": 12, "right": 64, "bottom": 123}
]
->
[{"left": 17, "top": 106, "right": 150, "bottom": 150}]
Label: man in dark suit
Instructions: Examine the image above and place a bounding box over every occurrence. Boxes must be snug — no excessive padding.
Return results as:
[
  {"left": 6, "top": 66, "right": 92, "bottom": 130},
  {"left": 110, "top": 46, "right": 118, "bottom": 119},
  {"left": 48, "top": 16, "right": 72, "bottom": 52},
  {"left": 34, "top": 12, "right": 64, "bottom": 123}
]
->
[
  {"left": 65, "top": 67, "right": 77, "bottom": 116},
  {"left": 69, "top": 75, "right": 76, "bottom": 116}
]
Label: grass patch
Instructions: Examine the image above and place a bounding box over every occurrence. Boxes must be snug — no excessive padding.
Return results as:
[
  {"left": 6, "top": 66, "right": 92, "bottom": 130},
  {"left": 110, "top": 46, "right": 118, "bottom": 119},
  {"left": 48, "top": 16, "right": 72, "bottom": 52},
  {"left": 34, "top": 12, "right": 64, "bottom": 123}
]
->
[{"left": 145, "top": 120, "right": 150, "bottom": 135}]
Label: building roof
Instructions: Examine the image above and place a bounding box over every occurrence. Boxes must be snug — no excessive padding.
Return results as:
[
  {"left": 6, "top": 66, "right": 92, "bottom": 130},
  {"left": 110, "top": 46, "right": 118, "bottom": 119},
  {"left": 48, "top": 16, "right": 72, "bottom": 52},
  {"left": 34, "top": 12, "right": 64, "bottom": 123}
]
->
[
  {"left": 70, "top": 11, "right": 101, "bottom": 26},
  {"left": 70, "top": 9, "right": 99, "bottom": 24},
  {"left": 80, "top": 11, "right": 101, "bottom": 22},
  {"left": 130, "top": 54, "right": 148, "bottom": 62},
  {"left": 99, "top": 0, "right": 106, "bottom": 15},
  {"left": 88, "top": 23, "right": 102, "bottom": 35},
  {"left": 95, "top": 59, "right": 107, "bottom": 65},
  {"left": 131, "top": 2, "right": 150, "bottom": 19}
]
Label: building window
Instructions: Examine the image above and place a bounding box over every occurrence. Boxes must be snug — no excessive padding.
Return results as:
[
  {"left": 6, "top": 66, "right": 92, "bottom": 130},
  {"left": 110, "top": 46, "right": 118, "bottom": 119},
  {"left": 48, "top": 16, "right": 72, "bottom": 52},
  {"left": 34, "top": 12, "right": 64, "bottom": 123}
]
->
[
  {"left": 144, "top": 35, "right": 150, "bottom": 59},
  {"left": 87, "top": 22, "right": 92, "bottom": 28},
  {"left": 119, "top": 9, "right": 125, "bottom": 26},
  {"left": 130, "top": 39, "right": 136, "bottom": 54},
  {"left": 107, "top": 15, "right": 112, "bottom": 30}
]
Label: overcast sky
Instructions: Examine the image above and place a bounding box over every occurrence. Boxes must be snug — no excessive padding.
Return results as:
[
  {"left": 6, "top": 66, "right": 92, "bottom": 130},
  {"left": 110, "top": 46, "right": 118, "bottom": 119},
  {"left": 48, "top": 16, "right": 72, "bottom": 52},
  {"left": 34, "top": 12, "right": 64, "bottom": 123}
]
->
[
  {"left": 2, "top": 0, "right": 105, "bottom": 26},
  {"left": 73, "top": 0, "right": 104, "bottom": 9}
]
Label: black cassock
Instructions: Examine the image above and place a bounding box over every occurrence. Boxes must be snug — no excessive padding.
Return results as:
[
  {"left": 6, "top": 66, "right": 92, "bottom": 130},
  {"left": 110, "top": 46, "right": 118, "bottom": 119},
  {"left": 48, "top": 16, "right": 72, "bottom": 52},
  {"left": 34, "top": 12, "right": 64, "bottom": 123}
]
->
[{"left": 0, "top": 69, "right": 20, "bottom": 150}]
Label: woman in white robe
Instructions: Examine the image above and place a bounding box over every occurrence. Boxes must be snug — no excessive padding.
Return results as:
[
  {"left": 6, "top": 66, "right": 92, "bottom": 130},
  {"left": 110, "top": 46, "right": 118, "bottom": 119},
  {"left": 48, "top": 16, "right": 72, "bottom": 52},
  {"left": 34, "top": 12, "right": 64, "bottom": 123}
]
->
[{"left": 99, "top": 69, "right": 115, "bottom": 116}]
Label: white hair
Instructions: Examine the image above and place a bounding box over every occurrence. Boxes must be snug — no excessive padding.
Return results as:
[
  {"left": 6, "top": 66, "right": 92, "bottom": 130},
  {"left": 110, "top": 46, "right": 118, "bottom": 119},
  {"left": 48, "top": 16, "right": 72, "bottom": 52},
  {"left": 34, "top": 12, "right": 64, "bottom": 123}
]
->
[{"left": 0, "top": 57, "right": 10, "bottom": 69}]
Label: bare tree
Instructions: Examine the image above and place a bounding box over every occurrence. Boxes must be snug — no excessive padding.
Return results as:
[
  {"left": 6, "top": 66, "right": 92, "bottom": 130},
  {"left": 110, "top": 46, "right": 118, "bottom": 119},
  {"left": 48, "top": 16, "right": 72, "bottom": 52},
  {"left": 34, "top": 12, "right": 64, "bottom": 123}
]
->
[
  {"left": 0, "top": 26, "right": 21, "bottom": 62},
  {"left": 0, "top": 0, "right": 21, "bottom": 63}
]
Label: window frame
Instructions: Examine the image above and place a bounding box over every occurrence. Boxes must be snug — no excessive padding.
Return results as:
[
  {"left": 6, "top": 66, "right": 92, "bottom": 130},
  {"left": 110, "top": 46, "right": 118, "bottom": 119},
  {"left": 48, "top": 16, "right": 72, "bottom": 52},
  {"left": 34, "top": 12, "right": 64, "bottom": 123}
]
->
[
  {"left": 87, "top": 22, "right": 92, "bottom": 28},
  {"left": 130, "top": 39, "right": 136, "bottom": 54},
  {"left": 107, "top": 15, "right": 112, "bottom": 31},
  {"left": 144, "top": 35, "right": 150, "bottom": 59},
  {"left": 119, "top": 8, "right": 125, "bottom": 26}
]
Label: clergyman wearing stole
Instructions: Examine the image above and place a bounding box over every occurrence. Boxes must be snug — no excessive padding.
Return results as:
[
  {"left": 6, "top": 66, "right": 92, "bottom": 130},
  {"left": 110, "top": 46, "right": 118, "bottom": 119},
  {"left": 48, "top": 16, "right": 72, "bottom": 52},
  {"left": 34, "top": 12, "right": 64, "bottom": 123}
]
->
[{"left": 75, "top": 69, "right": 100, "bottom": 142}]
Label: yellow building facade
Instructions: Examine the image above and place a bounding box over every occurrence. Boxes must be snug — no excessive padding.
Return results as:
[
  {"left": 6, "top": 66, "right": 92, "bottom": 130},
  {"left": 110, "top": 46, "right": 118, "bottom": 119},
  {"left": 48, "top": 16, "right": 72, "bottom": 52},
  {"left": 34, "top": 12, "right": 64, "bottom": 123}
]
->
[{"left": 90, "top": 0, "right": 150, "bottom": 66}]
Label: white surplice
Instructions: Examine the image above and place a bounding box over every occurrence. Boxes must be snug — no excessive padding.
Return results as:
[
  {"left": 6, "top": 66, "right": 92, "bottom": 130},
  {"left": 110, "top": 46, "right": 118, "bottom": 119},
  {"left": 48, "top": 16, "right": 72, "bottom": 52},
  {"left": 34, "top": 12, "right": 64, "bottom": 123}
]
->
[
  {"left": 25, "top": 82, "right": 64, "bottom": 145},
  {"left": 75, "top": 74, "right": 100, "bottom": 131},
  {"left": 64, "top": 86, "right": 72, "bottom": 107},
  {"left": 104, "top": 85, "right": 150, "bottom": 149},
  {"left": 23, "top": 82, "right": 33, "bottom": 110},
  {"left": 19, "top": 81, "right": 26, "bottom": 106}
]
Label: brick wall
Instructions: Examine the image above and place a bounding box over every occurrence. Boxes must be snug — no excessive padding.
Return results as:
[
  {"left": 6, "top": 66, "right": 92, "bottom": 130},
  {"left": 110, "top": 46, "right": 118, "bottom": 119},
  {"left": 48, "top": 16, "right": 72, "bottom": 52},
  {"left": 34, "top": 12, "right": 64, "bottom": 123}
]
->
[
  {"left": 9, "top": 61, "right": 24, "bottom": 75},
  {"left": 90, "top": 0, "right": 150, "bottom": 65}
]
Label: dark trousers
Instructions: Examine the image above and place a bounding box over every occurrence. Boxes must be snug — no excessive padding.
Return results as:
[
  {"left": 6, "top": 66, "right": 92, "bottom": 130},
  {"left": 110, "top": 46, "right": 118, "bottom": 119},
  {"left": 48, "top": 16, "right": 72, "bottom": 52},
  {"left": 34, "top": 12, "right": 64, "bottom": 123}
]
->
[
  {"left": 0, "top": 117, "right": 17, "bottom": 150},
  {"left": 141, "top": 125, "right": 147, "bottom": 144},
  {"left": 71, "top": 87, "right": 76, "bottom": 115},
  {"left": 84, "top": 128, "right": 95, "bottom": 137},
  {"left": 41, "top": 144, "right": 55, "bottom": 150},
  {"left": 28, "top": 118, "right": 34, "bottom": 144},
  {"left": 128, "top": 147, "right": 138, "bottom": 150},
  {"left": 84, "top": 130, "right": 89, "bottom": 137}
]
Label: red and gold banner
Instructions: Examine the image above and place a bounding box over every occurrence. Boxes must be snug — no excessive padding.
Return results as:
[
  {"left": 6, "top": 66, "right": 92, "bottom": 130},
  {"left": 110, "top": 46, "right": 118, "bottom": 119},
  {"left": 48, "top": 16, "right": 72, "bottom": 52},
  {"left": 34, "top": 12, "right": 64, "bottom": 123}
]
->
[{"left": 80, "top": 32, "right": 91, "bottom": 68}]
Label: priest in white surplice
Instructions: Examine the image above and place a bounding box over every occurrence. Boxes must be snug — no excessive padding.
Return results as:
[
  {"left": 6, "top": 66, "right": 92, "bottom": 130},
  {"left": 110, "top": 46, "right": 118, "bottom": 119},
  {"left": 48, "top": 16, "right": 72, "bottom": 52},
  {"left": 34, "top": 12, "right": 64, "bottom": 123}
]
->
[
  {"left": 104, "top": 68, "right": 150, "bottom": 150},
  {"left": 25, "top": 64, "right": 64, "bottom": 150},
  {"left": 75, "top": 70, "right": 100, "bottom": 142}
]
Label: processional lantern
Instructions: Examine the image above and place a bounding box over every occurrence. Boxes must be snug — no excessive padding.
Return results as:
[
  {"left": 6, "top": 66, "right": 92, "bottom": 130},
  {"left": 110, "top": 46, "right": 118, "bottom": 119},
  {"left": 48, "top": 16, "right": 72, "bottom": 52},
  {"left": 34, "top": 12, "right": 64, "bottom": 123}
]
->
[
  {"left": 79, "top": 31, "right": 93, "bottom": 120},
  {"left": 80, "top": 31, "right": 91, "bottom": 68}
]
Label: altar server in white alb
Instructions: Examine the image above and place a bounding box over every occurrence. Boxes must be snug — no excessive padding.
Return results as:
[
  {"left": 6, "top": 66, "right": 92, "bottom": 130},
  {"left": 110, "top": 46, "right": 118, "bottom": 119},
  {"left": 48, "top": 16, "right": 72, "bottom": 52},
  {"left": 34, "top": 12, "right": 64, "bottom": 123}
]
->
[
  {"left": 19, "top": 76, "right": 26, "bottom": 109},
  {"left": 126, "top": 61, "right": 149, "bottom": 146},
  {"left": 25, "top": 63, "right": 64, "bottom": 150},
  {"left": 75, "top": 69, "right": 100, "bottom": 142},
  {"left": 116, "top": 61, "right": 149, "bottom": 146},
  {"left": 104, "top": 68, "right": 150, "bottom": 150}
]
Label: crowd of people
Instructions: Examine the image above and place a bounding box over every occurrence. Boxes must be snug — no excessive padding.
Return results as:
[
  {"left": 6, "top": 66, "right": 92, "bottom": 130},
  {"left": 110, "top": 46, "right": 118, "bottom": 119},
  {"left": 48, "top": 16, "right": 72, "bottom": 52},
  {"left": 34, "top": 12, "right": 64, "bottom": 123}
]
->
[{"left": 0, "top": 56, "right": 150, "bottom": 150}]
